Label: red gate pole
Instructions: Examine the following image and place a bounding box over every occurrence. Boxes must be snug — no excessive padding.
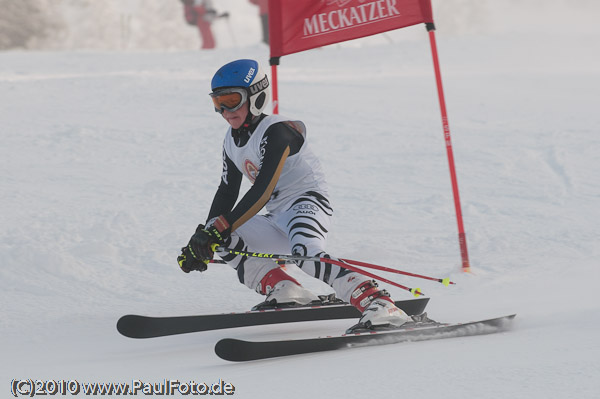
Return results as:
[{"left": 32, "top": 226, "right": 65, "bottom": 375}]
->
[
  {"left": 426, "top": 23, "right": 471, "bottom": 272},
  {"left": 270, "top": 57, "right": 280, "bottom": 115}
]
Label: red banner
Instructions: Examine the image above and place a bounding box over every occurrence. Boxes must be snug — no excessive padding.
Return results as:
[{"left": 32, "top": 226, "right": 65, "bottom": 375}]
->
[{"left": 269, "top": 0, "right": 434, "bottom": 57}]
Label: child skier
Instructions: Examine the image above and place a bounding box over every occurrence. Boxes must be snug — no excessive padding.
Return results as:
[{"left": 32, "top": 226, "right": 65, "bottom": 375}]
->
[{"left": 178, "top": 59, "right": 411, "bottom": 329}]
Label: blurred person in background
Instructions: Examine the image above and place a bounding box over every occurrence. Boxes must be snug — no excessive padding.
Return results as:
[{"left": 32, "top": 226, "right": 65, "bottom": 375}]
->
[
  {"left": 180, "top": 0, "right": 218, "bottom": 49},
  {"left": 249, "top": 0, "right": 269, "bottom": 45}
]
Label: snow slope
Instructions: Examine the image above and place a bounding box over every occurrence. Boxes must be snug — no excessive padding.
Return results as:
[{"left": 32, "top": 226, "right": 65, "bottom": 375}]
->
[{"left": 1, "top": 1, "right": 599, "bottom": 398}]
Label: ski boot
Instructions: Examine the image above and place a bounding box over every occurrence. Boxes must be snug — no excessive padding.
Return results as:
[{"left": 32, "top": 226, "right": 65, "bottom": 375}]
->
[
  {"left": 252, "top": 267, "right": 321, "bottom": 310},
  {"left": 346, "top": 280, "right": 412, "bottom": 333}
]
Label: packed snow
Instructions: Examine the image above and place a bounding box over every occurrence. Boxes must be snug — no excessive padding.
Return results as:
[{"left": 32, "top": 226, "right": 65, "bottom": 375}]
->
[{"left": 1, "top": 1, "right": 599, "bottom": 398}]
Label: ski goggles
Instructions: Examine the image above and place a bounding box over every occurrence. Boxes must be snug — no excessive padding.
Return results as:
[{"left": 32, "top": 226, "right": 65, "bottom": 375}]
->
[{"left": 210, "top": 88, "right": 248, "bottom": 114}]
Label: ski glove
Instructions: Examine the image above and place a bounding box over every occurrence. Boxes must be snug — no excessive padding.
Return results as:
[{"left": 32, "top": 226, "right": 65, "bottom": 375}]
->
[
  {"left": 184, "top": 217, "right": 231, "bottom": 265},
  {"left": 177, "top": 246, "right": 208, "bottom": 273}
]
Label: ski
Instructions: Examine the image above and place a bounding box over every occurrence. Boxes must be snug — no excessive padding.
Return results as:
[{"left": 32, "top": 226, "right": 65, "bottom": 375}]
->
[
  {"left": 214, "top": 314, "right": 516, "bottom": 362},
  {"left": 116, "top": 298, "right": 429, "bottom": 339}
]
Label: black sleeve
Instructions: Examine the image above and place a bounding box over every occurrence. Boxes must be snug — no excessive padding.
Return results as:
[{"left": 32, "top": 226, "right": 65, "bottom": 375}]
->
[
  {"left": 223, "top": 122, "right": 303, "bottom": 232},
  {"left": 206, "top": 149, "right": 242, "bottom": 223},
  {"left": 279, "top": 121, "right": 304, "bottom": 156}
]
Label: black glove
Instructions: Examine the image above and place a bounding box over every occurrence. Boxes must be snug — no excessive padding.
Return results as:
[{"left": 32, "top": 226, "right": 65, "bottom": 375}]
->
[
  {"left": 188, "top": 227, "right": 217, "bottom": 261},
  {"left": 186, "top": 217, "right": 231, "bottom": 264},
  {"left": 177, "top": 246, "right": 208, "bottom": 273}
]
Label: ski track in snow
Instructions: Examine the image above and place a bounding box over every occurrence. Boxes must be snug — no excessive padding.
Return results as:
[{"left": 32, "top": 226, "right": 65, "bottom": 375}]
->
[{"left": 2, "top": 2, "right": 600, "bottom": 398}]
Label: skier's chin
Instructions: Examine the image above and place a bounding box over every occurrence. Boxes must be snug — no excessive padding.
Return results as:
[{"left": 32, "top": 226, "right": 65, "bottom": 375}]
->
[
  {"left": 227, "top": 118, "right": 243, "bottom": 129},
  {"left": 223, "top": 114, "right": 243, "bottom": 129}
]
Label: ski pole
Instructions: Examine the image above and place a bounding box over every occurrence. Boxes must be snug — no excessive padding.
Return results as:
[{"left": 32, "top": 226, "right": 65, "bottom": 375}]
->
[
  {"left": 339, "top": 258, "right": 454, "bottom": 287},
  {"left": 210, "top": 259, "right": 288, "bottom": 265},
  {"left": 212, "top": 245, "right": 424, "bottom": 297},
  {"left": 219, "top": 12, "right": 237, "bottom": 47},
  {"left": 212, "top": 255, "right": 453, "bottom": 286},
  {"left": 214, "top": 245, "right": 456, "bottom": 287}
]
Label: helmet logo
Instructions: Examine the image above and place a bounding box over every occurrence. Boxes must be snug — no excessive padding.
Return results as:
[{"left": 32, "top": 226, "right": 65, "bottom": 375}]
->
[
  {"left": 249, "top": 76, "right": 269, "bottom": 95},
  {"left": 244, "top": 67, "right": 256, "bottom": 83}
]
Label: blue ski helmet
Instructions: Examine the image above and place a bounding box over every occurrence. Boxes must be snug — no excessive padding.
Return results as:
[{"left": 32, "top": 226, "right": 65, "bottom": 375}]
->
[{"left": 211, "top": 59, "right": 270, "bottom": 116}]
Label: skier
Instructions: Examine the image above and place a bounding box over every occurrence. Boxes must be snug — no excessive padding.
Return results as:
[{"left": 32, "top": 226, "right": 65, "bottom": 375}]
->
[
  {"left": 177, "top": 59, "right": 411, "bottom": 329},
  {"left": 180, "top": 0, "right": 217, "bottom": 49}
]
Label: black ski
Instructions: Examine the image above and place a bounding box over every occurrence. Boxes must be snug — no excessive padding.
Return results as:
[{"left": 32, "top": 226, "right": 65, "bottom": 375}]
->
[
  {"left": 117, "top": 298, "right": 429, "bottom": 339},
  {"left": 214, "top": 314, "right": 516, "bottom": 361}
]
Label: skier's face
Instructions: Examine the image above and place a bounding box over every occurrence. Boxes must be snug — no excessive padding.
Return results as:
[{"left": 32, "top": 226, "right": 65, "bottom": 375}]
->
[{"left": 222, "top": 101, "right": 249, "bottom": 129}]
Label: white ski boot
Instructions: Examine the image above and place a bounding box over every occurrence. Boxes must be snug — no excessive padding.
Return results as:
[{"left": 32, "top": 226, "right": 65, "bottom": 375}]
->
[
  {"left": 254, "top": 267, "right": 320, "bottom": 309},
  {"left": 349, "top": 280, "right": 411, "bottom": 329},
  {"left": 265, "top": 280, "right": 320, "bottom": 305},
  {"left": 359, "top": 298, "right": 411, "bottom": 328}
]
